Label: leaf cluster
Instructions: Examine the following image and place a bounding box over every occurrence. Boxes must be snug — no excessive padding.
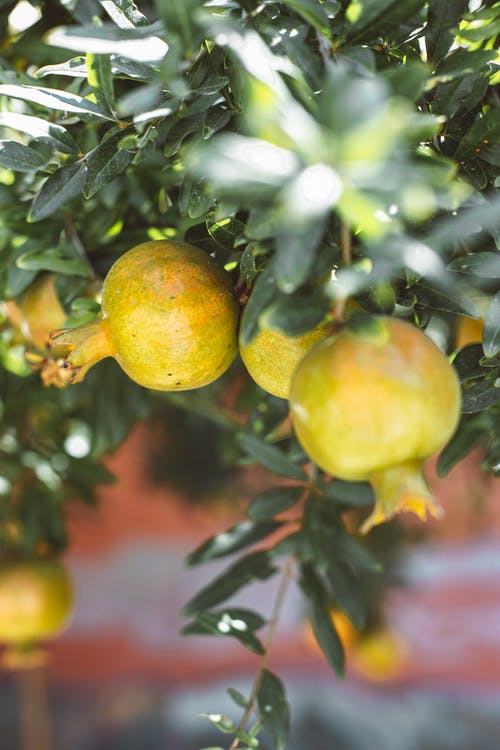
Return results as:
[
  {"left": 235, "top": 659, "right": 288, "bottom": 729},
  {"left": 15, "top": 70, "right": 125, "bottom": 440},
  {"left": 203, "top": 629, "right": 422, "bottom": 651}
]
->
[{"left": 0, "top": 1, "right": 499, "bottom": 746}]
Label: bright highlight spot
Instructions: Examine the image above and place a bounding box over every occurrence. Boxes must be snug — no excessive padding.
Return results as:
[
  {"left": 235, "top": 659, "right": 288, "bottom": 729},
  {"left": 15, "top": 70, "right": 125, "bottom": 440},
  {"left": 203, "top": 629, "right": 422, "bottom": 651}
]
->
[{"left": 8, "top": 0, "right": 41, "bottom": 33}]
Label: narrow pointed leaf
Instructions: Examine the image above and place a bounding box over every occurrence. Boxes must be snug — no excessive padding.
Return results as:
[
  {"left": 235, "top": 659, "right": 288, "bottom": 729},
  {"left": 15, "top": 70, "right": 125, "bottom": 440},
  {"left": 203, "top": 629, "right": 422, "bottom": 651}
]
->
[
  {"left": 86, "top": 53, "right": 116, "bottom": 114},
  {"left": 247, "top": 486, "right": 303, "bottom": 521},
  {"left": 300, "top": 564, "right": 344, "bottom": 676},
  {"left": 257, "top": 670, "right": 290, "bottom": 750},
  {"left": 186, "top": 519, "right": 283, "bottom": 566},
  {"left": 238, "top": 433, "right": 307, "bottom": 481},
  {"left": 482, "top": 291, "right": 500, "bottom": 357},
  {"left": 0, "top": 140, "right": 47, "bottom": 172},
  {"left": 0, "top": 113, "right": 79, "bottom": 154},
  {"left": 182, "top": 551, "right": 277, "bottom": 616},
  {"left": 0, "top": 84, "right": 113, "bottom": 120},
  {"left": 29, "top": 162, "right": 88, "bottom": 222}
]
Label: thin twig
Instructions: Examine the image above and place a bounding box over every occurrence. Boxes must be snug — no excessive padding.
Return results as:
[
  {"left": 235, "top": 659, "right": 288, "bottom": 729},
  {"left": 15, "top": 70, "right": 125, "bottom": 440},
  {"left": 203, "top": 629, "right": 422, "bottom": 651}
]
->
[
  {"left": 17, "top": 667, "right": 53, "bottom": 750},
  {"left": 228, "top": 556, "right": 295, "bottom": 750},
  {"left": 333, "top": 221, "right": 353, "bottom": 322}
]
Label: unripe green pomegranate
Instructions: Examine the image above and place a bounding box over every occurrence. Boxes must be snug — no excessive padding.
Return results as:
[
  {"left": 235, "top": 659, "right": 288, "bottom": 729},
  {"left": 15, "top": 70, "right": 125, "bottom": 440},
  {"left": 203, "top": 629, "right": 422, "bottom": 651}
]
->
[
  {"left": 50, "top": 240, "right": 239, "bottom": 390},
  {"left": 289, "top": 316, "right": 461, "bottom": 532}
]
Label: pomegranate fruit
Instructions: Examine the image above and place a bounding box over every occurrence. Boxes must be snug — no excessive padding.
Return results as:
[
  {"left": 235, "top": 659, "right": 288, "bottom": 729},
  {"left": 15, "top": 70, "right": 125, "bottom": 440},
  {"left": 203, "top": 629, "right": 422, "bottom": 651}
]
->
[
  {"left": 6, "top": 273, "right": 67, "bottom": 349},
  {"left": 289, "top": 316, "right": 461, "bottom": 532},
  {"left": 239, "top": 317, "right": 330, "bottom": 399},
  {"left": 50, "top": 240, "right": 239, "bottom": 390},
  {"left": 0, "top": 558, "right": 74, "bottom": 647}
]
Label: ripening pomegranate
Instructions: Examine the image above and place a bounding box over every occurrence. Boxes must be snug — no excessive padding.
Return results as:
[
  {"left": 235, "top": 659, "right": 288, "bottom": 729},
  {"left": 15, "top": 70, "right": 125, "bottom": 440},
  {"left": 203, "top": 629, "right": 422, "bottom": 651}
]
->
[
  {"left": 289, "top": 316, "right": 461, "bottom": 532},
  {"left": 50, "top": 240, "right": 239, "bottom": 390}
]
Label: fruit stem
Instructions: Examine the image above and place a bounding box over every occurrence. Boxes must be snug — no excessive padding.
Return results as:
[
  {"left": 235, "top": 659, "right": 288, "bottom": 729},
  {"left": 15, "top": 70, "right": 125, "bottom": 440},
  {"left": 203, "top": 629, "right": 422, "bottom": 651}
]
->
[
  {"left": 49, "top": 318, "right": 113, "bottom": 384},
  {"left": 361, "top": 460, "right": 443, "bottom": 534}
]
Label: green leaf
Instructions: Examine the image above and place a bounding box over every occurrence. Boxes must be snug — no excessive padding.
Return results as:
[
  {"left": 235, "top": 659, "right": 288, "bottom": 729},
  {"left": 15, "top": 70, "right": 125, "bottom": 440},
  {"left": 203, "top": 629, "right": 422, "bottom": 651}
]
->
[
  {"left": 482, "top": 291, "right": 500, "bottom": 358},
  {"left": 281, "top": 0, "right": 333, "bottom": 39},
  {"left": 437, "top": 413, "right": 490, "bottom": 475},
  {"left": 84, "top": 132, "right": 135, "bottom": 198},
  {"left": 35, "top": 57, "right": 89, "bottom": 79},
  {"left": 100, "top": 0, "right": 150, "bottom": 28},
  {"left": 321, "top": 478, "right": 375, "bottom": 508},
  {"left": 345, "top": 0, "right": 424, "bottom": 42},
  {"left": 0, "top": 84, "right": 113, "bottom": 121},
  {"left": 462, "top": 378, "right": 500, "bottom": 413},
  {"left": 434, "top": 49, "right": 498, "bottom": 81},
  {"left": 448, "top": 252, "right": 500, "bottom": 279},
  {"left": 238, "top": 433, "right": 307, "bottom": 481},
  {"left": 182, "top": 550, "right": 277, "bottom": 616},
  {"left": 187, "top": 135, "right": 298, "bottom": 199},
  {"left": 260, "top": 290, "right": 330, "bottom": 337},
  {"left": 46, "top": 23, "right": 168, "bottom": 64},
  {"left": 299, "top": 564, "right": 344, "bottom": 676},
  {"left": 0, "top": 113, "right": 79, "bottom": 155},
  {"left": 227, "top": 687, "right": 249, "bottom": 709},
  {"left": 452, "top": 344, "right": 485, "bottom": 382},
  {"left": 86, "top": 53, "right": 116, "bottom": 115},
  {"left": 0, "top": 140, "right": 47, "bottom": 172},
  {"left": 16, "top": 248, "right": 90, "bottom": 277},
  {"left": 431, "top": 72, "right": 489, "bottom": 118},
  {"left": 186, "top": 519, "right": 283, "bottom": 566},
  {"left": 239, "top": 266, "right": 277, "bottom": 348},
  {"left": 275, "top": 211, "right": 329, "bottom": 293},
  {"left": 457, "top": 109, "right": 500, "bottom": 163},
  {"left": 247, "top": 486, "right": 303, "bottom": 521},
  {"left": 257, "top": 670, "right": 289, "bottom": 750},
  {"left": 199, "top": 713, "right": 235, "bottom": 734},
  {"left": 301, "top": 499, "right": 368, "bottom": 627},
  {"left": 29, "top": 161, "right": 88, "bottom": 222},
  {"left": 425, "top": 0, "right": 468, "bottom": 65},
  {"left": 182, "top": 608, "right": 266, "bottom": 654},
  {"left": 414, "top": 281, "right": 480, "bottom": 317},
  {"left": 427, "top": 195, "right": 500, "bottom": 253}
]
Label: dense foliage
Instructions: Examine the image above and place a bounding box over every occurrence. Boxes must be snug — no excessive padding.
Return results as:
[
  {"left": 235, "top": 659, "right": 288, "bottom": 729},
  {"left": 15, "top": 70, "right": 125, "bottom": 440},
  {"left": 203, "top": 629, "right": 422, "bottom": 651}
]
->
[{"left": 0, "top": 0, "right": 499, "bottom": 747}]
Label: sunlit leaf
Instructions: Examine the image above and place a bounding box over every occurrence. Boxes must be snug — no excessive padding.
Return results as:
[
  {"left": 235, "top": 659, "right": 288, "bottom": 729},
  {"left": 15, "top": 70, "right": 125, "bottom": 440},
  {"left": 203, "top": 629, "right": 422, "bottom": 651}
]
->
[
  {"left": 0, "top": 84, "right": 113, "bottom": 120},
  {"left": 0, "top": 113, "right": 79, "bottom": 154}
]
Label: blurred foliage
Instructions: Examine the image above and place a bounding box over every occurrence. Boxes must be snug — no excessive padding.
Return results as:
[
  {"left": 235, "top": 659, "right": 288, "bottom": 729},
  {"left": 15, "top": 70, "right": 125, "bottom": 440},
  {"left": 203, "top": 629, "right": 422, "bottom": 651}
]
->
[{"left": 0, "top": 0, "right": 499, "bottom": 746}]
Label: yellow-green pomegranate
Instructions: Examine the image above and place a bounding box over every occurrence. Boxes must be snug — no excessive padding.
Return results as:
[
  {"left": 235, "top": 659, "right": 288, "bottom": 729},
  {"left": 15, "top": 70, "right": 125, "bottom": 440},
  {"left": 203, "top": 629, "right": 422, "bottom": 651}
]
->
[
  {"left": 0, "top": 558, "right": 74, "bottom": 646},
  {"left": 289, "top": 316, "right": 461, "bottom": 532},
  {"left": 239, "top": 315, "right": 331, "bottom": 399},
  {"left": 50, "top": 240, "right": 239, "bottom": 390}
]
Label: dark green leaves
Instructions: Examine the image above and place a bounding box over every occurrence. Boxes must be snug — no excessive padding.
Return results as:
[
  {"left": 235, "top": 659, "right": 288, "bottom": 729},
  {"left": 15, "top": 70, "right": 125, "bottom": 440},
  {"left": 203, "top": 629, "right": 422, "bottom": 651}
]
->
[
  {"left": 281, "top": 0, "right": 333, "bottom": 39},
  {"left": 300, "top": 564, "right": 344, "bottom": 676},
  {"left": 0, "top": 140, "right": 47, "bottom": 172},
  {"left": 425, "top": 0, "right": 468, "bottom": 65},
  {"left": 257, "top": 670, "right": 290, "bottom": 750},
  {"left": 0, "top": 113, "right": 79, "bottom": 154},
  {"left": 187, "top": 519, "right": 283, "bottom": 566},
  {"left": 238, "top": 433, "right": 307, "bottom": 481},
  {"left": 182, "top": 607, "right": 266, "bottom": 654},
  {"left": 345, "top": 0, "right": 424, "bottom": 42},
  {"left": 29, "top": 162, "right": 88, "bottom": 222},
  {"left": 248, "top": 487, "right": 304, "bottom": 521},
  {"left": 183, "top": 551, "right": 277, "bottom": 616},
  {"left": 0, "top": 83, "right": 113, "bottom": 120}
]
